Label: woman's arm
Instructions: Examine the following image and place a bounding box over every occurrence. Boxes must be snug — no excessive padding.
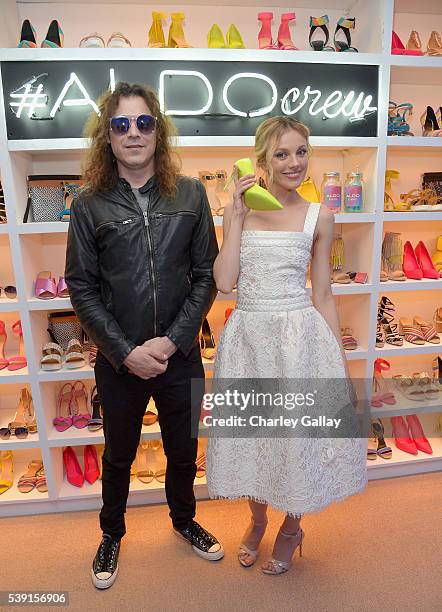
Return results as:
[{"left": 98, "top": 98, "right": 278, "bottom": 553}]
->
[
  {"left": 310, "top": 208, "right": 350, "bottom": 375},
  {"left": 213, "top": 173, "right": 254, "bottom": 293}
]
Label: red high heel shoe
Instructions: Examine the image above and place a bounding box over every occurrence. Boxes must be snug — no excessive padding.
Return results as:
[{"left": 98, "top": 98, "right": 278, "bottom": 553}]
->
[
  {"left": 258, "top": 12, "right": 277, "bottom": 49},
  {"left": 406, "top": 414, "right": 433, "bottom": 454},
  {"left": 415, "top": 241, "right": 439, "bottom": 279},
  {"left": 402, "top": 241, "right": 423, "bottom": 280},
  {"left": 63, "top": 446, "right": 84, "bottom": 487},
  {"left": 84, "top": 445, "right": 100, "bottom": 484},
  {"left": 277, "top": 12, "right": 298, "bottom": 50},
  {"left": 391, "top": 416, "right": 418, "bottom": 455},
  {"left": 391, "top": 31, "right": 422, "bottom": 56}
]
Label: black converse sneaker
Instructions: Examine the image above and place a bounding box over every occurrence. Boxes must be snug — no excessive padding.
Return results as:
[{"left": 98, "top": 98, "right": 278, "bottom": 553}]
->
[
  {"left": 174, "top": 520, "right": 224, "bottom": 561},
  {"left": 91, "top": 534, "right": 121, "bottom": 589}
]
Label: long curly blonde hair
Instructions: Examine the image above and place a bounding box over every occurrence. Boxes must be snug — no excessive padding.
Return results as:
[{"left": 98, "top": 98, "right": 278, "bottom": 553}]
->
[{"left": 82, "top": 82, "right": 181, "bottom": 197}]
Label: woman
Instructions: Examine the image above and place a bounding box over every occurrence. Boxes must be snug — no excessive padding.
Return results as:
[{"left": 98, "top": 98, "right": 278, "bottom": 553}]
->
[{"left": 206, "top": 116, "right": 367, "bottom": 575}]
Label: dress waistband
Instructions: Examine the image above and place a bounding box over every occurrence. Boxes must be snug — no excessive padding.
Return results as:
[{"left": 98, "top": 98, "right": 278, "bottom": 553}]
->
[{"left": 235, "top": 294, "right": 313, "bottom": 313}]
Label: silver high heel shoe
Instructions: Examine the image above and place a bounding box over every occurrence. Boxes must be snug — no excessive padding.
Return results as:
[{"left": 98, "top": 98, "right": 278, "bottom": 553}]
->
[
  {"left": 261, "top": 527, "right": 304, "bottom": 575},
  {"left": 238, "top": 519, "right": 268, "bottom": 568}
]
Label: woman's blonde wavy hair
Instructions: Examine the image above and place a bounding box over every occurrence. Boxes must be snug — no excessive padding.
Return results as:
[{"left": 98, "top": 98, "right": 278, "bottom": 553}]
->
[
  {"left": 255, "top": 116, "right": 311, "bottom": 186},
  {"left": 82, "top": 82, "right": 181, "bottom": 197}
]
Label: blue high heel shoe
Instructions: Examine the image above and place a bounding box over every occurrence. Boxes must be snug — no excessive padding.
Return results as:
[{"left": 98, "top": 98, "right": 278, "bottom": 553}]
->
[{"left": 388, "top": 102, "right": 414, "bottom": 136}]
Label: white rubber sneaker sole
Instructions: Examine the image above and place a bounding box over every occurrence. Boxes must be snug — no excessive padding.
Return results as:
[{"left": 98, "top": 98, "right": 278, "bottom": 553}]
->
[
  {"left": 91, "top": 566, "right": 119, "bottom": 590},
  {"left": 173, "top": 529, "right": 225, "bottom": 561}
]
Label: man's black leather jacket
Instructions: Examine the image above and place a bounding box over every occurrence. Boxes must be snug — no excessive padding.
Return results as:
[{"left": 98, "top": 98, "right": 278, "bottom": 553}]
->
[{"left": 65, "top": 174, "right": 219, "bottom": 372}]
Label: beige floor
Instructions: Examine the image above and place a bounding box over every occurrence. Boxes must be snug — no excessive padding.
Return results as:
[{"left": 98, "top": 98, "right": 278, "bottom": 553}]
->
[{"left": 2, "top": 472, "right": 442, "bottom": 612}]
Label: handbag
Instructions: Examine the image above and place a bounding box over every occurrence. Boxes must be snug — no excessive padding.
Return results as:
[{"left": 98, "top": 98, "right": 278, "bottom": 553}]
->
[
  {"left": 47, "top": 311, "right": 89, "bottom": 351},
  {"left": 422, "top": 172, "right": 442, "bottom": 204},
  {"left": 24, "top": 175, "right": 82, "bottom": 223}
]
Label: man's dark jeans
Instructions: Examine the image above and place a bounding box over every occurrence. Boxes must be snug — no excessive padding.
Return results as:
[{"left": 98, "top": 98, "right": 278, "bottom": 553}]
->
[{"left": 94, "top": 346, "right": 204, "bottom": 539}]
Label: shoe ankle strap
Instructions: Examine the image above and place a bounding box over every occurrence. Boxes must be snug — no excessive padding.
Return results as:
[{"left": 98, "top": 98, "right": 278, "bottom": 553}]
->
[{"left": 310, "top": 15, "right": 329, "bottom": 27}]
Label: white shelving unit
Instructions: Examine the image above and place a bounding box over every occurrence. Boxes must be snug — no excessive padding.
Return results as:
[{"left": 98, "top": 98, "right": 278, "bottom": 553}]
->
[{"left": 1, "top": 0, "right": 442, "bottom": 516}]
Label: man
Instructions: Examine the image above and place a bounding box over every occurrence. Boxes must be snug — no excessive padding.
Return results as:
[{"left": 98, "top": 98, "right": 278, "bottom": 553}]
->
[{"left": 65, "top": 82, "right": 222, "bottom": 590}]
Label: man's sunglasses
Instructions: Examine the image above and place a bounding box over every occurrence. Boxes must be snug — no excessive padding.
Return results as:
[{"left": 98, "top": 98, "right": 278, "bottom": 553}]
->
[{"left": 109, "top": 114, "right": 157, "bottom": 135}]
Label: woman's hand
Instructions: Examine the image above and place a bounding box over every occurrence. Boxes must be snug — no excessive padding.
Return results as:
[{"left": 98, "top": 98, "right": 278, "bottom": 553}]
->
[{"left": 232, "top": 170, "right": 254, "bottom": 218}]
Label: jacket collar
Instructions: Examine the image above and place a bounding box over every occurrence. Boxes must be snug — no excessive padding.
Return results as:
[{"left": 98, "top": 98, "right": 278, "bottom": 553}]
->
[{"left": 118, "top": 175, "right": 157, "bottom": 193}]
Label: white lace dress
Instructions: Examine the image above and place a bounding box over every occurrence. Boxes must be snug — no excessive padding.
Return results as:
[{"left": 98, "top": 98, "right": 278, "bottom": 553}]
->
[{"left": 206, "top": 203, "right": 367, "bottom": 516}]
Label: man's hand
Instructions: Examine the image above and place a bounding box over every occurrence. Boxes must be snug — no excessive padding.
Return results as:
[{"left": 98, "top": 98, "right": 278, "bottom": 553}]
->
[
  {"left": 143, "top": 336, "right": 177, "bottom": 359},
  {"left": 123, "top": 345, "right": 168, "bottom": 380}
]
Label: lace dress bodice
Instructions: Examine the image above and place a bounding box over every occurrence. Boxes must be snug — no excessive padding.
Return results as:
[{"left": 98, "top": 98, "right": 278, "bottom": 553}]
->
[{"left": 236, "top": 203, "right": 320, "bottom": 313}]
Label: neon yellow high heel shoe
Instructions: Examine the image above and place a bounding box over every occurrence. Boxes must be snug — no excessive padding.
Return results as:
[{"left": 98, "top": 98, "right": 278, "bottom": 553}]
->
[
  {"left": 432, "top": 236, "right": 442, "bottom": 274},
  {"left": 297, "top": 176, "right": 320, "bottom": 202},
  {"left": 208, "top": 24, "right": 226, "bottom": 48},
  {"left": 226, "top": 24, "right": 245, "bottom": 49},
  {"left": 0, "top": 450, "right": 13, "bottom": 495},
  {"left": 384, "top": 170, "right": 409, "bottom": 211},
  {"left": 226, "top": 158, "right": 283, "bottom": 211},
  {"left": 148, "top": 11, "right": 167, "bottom": 48},
  {"left": 168, "top": 12, "right": 192, "bottom": 48}
]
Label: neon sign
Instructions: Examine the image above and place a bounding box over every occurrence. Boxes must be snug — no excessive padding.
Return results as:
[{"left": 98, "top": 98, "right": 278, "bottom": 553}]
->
[{"left": 8, "top": 68, "right": 377, "bottom": 124}]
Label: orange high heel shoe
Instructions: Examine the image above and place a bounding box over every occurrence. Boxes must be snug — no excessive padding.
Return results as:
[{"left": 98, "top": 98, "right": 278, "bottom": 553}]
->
[
  {"left": 168, "top": 12, "right": 192, "bottom": 48},
  {"left": 406, "top": 30, "right": 423, "bottom": 55},
  {"left": 427, "top": 31, "right": 442, "bottom": 56}
]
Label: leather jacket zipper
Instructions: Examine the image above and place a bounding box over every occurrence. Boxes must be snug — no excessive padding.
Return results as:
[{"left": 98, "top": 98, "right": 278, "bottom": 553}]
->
[
  {"left": 145, "top": 196, "right": 158, "bottom": 337},
  {"left": 126, "top": 188, "right": 158, "bottom": 337}
]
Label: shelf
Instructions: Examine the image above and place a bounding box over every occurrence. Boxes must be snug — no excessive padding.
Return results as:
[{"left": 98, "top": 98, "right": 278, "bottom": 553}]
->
[
  {"left": 334, "top": 213, "right": 376, "bottom": 223},
  {"left": 367, "top": 436, "right": 442, "bottom": 479},
  {"left": 387, "top": 137, "right": 442, "bottom": 150},
  {"left": 39, "top": 362, "right": 214, "bottom": 380},
  {"left": 0, "top": 298, "right": 19, "bottom": 312},
  {"left": 372, "top": 395, "right": 442, "bottom": 418},
  {"left": 18, "top": 0, "right": 363, "bottom": 7},
  {"left": 18, "top": 223, "right": 69, "bottom": 234},
  {"left": 344, "top": 348, "right": 368, "bottom": 361},
  {"left": 48, "top": 422, "right": 163, "bottom": 446},
  {"left": 0, "top": 482, "right": 49, "bottom": 504},
  {"left": 58, "top": 474, "right": 207, "bottom": 500},
  {"left": 306, "top": 283, "right": 373, "bottom": 295},
  {"left": 376, "top": 342, "right": 442, "bottom": 357},
  {"left": 0, "top": 47, "right": 383, "bottom": 64},
  {"left": 38, "top": 365, "right": 95, "bottom": 382},
  {"left": 0, "top": 368, "right": 29, "bottom": 383},
  {"left": 383, "top": 211, "right": 442, "bottom": 221},
  {"left": 0, "top": 436, "right": 41, "bottom": 451},
  {"left": 378, "top": 279, "right": 442, "bottom": 292},
  {"left": 28, "top": 297, "right": 72, "bottom": 311},
  {"left": 390, "top": 56, "right": 442, "bottom": 69},
  {"left": 9, "top": 136, "right": 380, "bottom": 153}
]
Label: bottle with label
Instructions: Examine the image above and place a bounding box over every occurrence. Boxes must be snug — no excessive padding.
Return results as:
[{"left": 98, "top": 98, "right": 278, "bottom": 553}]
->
[
  {"left": 344, "top": 171, "right": 364, "bottom": 213},
  {"left": 321, "top": 172, "right": 341, "bottom": 213}
]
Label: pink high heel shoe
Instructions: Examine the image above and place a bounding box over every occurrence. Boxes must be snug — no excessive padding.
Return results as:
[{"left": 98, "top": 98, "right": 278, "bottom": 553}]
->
[
  {"left": 258, "top": 12, "right": 277, "bottom": 49},
  {"left": 371, "top": 358, "right": 396, "bottom": 407},
  {"left": 7, "top": 321, "right": 27, "bottom": 371},
  {"left": 35, "top": 271, "right": 57, "bottom": 299},
  {"left": 391, "top": 416, "right": 418, "bottom": 455},
  {"left": 277, "top": 13, "right": 298, "bottom": 50},
  {"left": 53, "top": 383, "right": 74, "bottom": 432},
  {"left": 0, "top": 320, "right": 8, "bottom": 370},
  {"left": 70, "top": 381, "right": 91, "bottom": 429}
]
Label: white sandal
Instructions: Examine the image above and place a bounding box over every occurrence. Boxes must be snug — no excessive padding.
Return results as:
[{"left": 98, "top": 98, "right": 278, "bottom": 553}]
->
[
  {"left": 64, "top": 339, "right": 85, "bottom": 370},
  {"left": 40, "top": 342, "right": 63, "bottom": 371},
  {"left": 107, "top": 32, "right": 132, "bottom": 48},
  {"left": 79, "top": 33, "right": 105, "bottom": 48}
]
